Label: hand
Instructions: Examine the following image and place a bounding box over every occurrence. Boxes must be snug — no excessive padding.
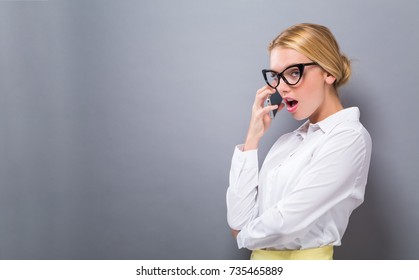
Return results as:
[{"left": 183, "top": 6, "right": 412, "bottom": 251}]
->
[
  {"left": 244, "top": 85, "right": 285, "bottom": 151},
  {"left": 231, "top": 229, "right": 240, "bottom": 239}
]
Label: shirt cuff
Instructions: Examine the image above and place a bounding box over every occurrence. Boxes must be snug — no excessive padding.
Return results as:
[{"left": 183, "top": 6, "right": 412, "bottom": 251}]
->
[
  {"left": 236, "top": 231, "right": 244, "bottom": 249},
  {"left": 236, "top": 229, "right": 246, "bottom": 249},
  {"left": 232, "top": 144, "right": 258, "bottom": 170}
]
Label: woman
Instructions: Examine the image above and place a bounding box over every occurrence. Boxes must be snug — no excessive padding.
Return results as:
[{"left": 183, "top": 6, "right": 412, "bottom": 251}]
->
[{"left": 226, "top": 23, "right": 372, "bottom": 260}]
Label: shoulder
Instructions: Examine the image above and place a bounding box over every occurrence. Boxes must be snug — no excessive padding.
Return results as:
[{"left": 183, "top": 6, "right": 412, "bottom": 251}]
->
[
  {"left": 314, "top": 120, "right": 372, "bottom": 171},
  {"left": 330, "top": 118, "right": 372, "bottom": 150}
]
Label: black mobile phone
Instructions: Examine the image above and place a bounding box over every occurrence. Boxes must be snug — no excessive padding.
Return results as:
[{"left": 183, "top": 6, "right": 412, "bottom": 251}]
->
[{"left": 264, "top": 90, "right": 283, "bottom": 119}]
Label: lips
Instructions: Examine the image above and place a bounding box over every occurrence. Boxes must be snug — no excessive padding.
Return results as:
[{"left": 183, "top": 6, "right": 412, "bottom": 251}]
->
[{"left": 285, "top": 97, "right": 299, "bottom": 112}]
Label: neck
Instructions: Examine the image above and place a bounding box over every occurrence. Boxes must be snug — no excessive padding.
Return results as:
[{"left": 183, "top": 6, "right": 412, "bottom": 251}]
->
[{"left": 309, "top": 88, "right": 343, "bottom": 123}]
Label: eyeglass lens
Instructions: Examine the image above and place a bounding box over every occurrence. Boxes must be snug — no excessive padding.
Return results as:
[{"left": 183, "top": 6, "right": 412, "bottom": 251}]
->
[{"left": 266, "top": 65, "right": 302, "bottom": 88}]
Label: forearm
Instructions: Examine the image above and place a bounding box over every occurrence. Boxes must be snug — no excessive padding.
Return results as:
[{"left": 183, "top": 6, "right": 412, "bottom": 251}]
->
[{"left": 226, "top": 145, "right": 259, "bottom": 229}]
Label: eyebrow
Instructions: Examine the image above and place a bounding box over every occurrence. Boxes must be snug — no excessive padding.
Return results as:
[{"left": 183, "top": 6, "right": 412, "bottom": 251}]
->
[
  {"left": 272, "top": 62, "right": 316, "bottom": 73},
  {"left": 271, "top": 63, "right": 301, "bottom": 73}
]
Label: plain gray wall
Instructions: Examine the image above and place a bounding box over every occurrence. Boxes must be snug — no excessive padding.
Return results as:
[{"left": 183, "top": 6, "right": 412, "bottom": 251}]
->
[{"left": 0, "top": 0, "right": 418, "bottom": 259}]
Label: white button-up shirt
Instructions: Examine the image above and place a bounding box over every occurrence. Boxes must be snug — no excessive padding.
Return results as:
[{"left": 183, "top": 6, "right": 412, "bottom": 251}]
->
[{"left": 226, "top": 107, "right": 372, "bottom": 250}]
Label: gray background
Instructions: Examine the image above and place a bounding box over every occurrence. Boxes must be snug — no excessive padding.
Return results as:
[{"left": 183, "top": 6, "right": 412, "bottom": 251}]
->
[{"left": 0, "top": 0, "right": 418, "bottom": 260}]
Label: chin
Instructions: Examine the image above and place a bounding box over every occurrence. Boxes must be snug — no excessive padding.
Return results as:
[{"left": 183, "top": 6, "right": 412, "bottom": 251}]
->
[
  {"left": 291, "top": 112, "right": 310, "bottom": 121},
  {"left": 291, "top": 106, "right": 317, "bottom": 121}
]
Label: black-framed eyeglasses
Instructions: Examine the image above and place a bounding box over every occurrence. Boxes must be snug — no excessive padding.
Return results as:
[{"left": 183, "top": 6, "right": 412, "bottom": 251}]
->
[{"left": 262, "top": 62, "right": 318, "bottom": 88}]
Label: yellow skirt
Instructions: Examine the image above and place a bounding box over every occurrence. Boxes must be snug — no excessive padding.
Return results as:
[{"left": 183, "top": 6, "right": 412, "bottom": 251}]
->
[{"left": 250, "top": 246, "right": 334, "bottom": 260}]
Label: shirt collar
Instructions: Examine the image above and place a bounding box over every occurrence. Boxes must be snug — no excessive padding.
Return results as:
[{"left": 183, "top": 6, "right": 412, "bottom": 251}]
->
[{"left": 295, "top": 107, "right": 360, "bottom": 139}]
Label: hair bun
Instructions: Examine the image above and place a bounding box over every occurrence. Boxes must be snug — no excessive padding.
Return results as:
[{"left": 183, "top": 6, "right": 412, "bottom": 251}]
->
[{"left": 338, "top": 54, "right": 351, "bottom": 87}]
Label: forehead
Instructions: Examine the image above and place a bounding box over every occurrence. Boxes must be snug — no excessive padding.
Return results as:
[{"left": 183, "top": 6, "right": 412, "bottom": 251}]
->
[{"left": 269, "top": 47, "right": 310, "bottom": 72}]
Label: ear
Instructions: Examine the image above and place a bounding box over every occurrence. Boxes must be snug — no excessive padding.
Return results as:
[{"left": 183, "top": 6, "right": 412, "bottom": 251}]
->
[{"left": 324, "top": 72, "right": 336, "bottom": 85}]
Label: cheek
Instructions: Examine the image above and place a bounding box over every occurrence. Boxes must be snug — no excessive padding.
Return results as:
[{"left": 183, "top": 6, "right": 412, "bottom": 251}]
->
[
  {"left": 299, "top": 80, "right": 324, "bottom": 103},
  {"left": 296, "top": 80, "right": 325, "bottom": 113}
]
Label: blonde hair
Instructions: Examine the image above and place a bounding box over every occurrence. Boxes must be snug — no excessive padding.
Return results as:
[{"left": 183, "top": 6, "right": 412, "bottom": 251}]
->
[{"left": 268, "top": 23, "right": 351, "bottom": 88}]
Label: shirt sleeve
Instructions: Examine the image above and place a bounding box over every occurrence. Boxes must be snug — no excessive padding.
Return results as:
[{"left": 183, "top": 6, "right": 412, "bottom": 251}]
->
[
  {"left": 236, "top": 129, "right": 371, "bottom": 250},
  {"left": 226, "top": 145, "right": 259, "bottom": 230}
]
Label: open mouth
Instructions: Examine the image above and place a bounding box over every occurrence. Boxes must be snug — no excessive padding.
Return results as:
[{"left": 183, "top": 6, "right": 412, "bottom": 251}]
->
[{"left": 285, "top": 98, "right": 299, "bottom": 112}]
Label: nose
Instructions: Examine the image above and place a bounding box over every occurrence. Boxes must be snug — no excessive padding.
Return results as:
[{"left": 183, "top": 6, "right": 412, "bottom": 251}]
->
[{"left": 277, "top": 79, "right": 291, "bottom": 96}]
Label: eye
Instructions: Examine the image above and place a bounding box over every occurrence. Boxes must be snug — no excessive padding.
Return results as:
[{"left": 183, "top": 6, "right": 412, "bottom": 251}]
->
[
  {"left": 284, "top": 67, "right": 301, "bottom": 79},
  {"left": 290, "top": 69, "right": 300, "bottom": 77},
  {"left": 268, "top": 72, "right": 279, "bottom": 82}
]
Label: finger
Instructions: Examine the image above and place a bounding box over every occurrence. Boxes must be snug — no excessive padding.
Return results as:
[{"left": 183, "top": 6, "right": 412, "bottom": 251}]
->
[
  {"left": 261, "top": 102, "right": 285, "bottom": 115},
  {"left": 231, "top": 229, "right": 240, "bottom": 239},
  {"left": 256, "top": 84, "right": 273, "bottom": 95},
  {"left": 277, "top": 102, "right": 285, "bottom": 112},
  {"left": 256, "top": 86, "right": 276, "bottom": 100},
  {"left": 263, "top": 111, "right": 272, "bottom": 125},
  {"left": 255, "top": 87, "right": 276, "bottom": 108},
  {"left": 258, "top": 104, "right": 278, "bottom": 117}
]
